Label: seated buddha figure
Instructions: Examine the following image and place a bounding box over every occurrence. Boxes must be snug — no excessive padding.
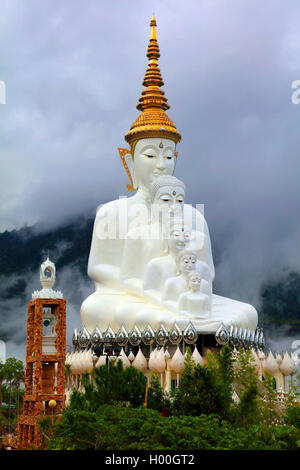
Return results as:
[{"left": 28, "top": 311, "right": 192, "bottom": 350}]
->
[
  {"left": 161, "top": 249, "right": 211, "bottom": 312},
  {"left": 80, "top": 16, "right": 258, "bottom": 333},
  {"left": 142, "top": 215, "right": 193, "bottom": 300},
  {"left": 178, "top": 271, "right": 211, "bottom": 319},
  {"left": 119, "top": 175, "right": 186, "bottom": 295},
  {"left": 141, "top": 178, "right": 212, "bottom": 299}
]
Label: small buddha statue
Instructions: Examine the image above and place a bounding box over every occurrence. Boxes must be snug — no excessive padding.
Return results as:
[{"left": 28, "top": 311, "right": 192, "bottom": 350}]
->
[
  {"left": 142, "top": 215, "right": 192, "bottom": 298},
  {"left": 178, "top": 272, "right": 211, "bottom": 319},
  {"left": 162, "top": 249, "right": 201, "bottom": 310}
]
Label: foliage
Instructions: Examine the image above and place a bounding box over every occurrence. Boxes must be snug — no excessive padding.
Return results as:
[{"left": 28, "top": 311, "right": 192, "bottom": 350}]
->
[
  {"left": 40, "top": 346, "right": 300, "bottom": 451},
  {"left": 206, "top": 345, "right": 235, "bottom": 419},
  {"left": 260, "top": 372, "right": 281, "bottom": 426},
  {"left": 170, "top": 348, "right": 224, "bottom": 417},
  {"left": 284, "top": 402, "right": 300, "bottom": 430},
  {"left": 0, "top": 357, "right": 25, "bottom": 433},
  {"left": 46, "top": 404, "right": 300, "bottom": 451},
  {"left": 232, "top": 349, "right": 262, "bottom": 426},
  {"left": 69, "top": 360, "right": 147, "bottom": 412},
  {"left": 147, "top": 373, "right": 164, "bottom": 412}
]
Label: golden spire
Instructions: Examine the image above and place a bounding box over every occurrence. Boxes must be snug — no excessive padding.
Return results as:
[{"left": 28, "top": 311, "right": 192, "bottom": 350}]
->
[
  {"left": 136, "top": 15, "right": 169, "bottom": 112},
  {"left": 124, "top": 16, "right": 181, "bottom": 149}
]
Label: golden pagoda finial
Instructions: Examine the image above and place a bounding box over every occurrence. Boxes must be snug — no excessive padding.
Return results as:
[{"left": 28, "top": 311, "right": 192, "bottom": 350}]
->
[
  {"left": 150, "top": 15, "right": 157, "bottom": 40},
  {"left": 124, "top": 16, "right": 181, "bottom": 148},
  {"left": 136, "top": 15, "right": 169, "bottom": 112}
]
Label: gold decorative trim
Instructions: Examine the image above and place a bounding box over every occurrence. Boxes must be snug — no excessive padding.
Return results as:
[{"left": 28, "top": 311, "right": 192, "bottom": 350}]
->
[{"left": 118, "top": 148, "right": 135, "bottom": 192}]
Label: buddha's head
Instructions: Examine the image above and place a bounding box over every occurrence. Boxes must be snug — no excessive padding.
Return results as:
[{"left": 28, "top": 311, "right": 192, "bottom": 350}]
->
[
  {"left": 132, "top": 138, "right": 177, "bottom": 191},
  {"left": 176, "top": 249, "right": 197, "bottom": 276},
  {"left": 187, "top": 272, "right": 202, "bottom": 292},
  {"left": 165, "top": 217, "right": 191, "bottom": 253},
  {"left": 150, "top": 174, "right": 185, "bottom": 218}
]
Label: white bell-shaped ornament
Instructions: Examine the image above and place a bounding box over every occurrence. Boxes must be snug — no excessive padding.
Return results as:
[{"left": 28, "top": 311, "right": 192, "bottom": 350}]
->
[
  {"left": 71, "top": 351, "right": 79, "bottom": 375},
  {"left": 155, "top": 348, "right": 166, "bottom": 373},
  {"left": 257, "top": 349, "right": 265, "bottom": 360},
  {"left": 192, "top": 346, "right": 204, "bottom": 366},
  {"left": 65, "top": 352, "right": 71, "bottom": 365},
  {"left": 169, "top": 346, "right": 185, "bottom": 373},
  {"left": 78, "top": 351, "right": 87, "bottom": 375},
  {"left": 250, "top": 349, "right": 260, "bottom": 374},
  {"left": 280, "top": 352, "right": 294, "bottom": 376},
  {"left": 164, "top": 348, "right": 170, "bottom": 360},
  {"left": 70, "top": 351, "right": 78, "bottom": 374},
  {"left": 291, "top": 352, "right": 299, "bottom": 375},
  {"left": 85, "top": 350, "right": 94, "bottom": 373},
  {"left": 132, "top": 348, "right": 148, "bottom": 371},
  {"left": 73, "top": 351, "right": 81, "bottom": 375},
  {"left": 118, "top": 348, "right": 131, "bottom": 369},
  {"left": 95, "top": 355, "right": 107, "bottom": 368},
  {"left": 263, "top": 351, "right": 279, "bottom": 376},
  {"left": 128, "top": 351, "right": 135, "bottom": 362},
  {"left": 275, "top": 353, "right": 282, "bottom": 366},
  {"left": 148, "top": 348, "right": 158, "bottom": 371}
]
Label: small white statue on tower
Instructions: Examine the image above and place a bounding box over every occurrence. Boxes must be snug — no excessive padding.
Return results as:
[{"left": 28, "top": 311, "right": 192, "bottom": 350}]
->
[{"left": 32, "top": 256, "right": 63, "bottom": 300}]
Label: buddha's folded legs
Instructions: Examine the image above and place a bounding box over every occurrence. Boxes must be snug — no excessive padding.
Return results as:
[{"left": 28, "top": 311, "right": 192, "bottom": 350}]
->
[{"left": 80, "top": 288, "right": 258, "bottom": 334}]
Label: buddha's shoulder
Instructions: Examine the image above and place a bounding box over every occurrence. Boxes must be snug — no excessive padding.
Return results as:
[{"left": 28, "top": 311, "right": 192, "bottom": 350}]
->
[{"left": 95, "top": 198, "right": 130, "bottom": 217}]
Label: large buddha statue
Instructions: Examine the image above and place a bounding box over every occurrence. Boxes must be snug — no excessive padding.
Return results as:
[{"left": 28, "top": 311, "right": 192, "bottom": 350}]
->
[{"left": 80, "top": 16, "right": 258, "bottom": 334}]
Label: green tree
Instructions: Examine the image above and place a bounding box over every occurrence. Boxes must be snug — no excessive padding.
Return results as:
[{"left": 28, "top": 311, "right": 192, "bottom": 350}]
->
[
  {"left": 0, "top": 360, "right": 5, "bottom": 417},
  {"left": 46, "top": 404, "right": 300, "bottom": 450},
  {"left": 171, "top": 349, "right": 223, "bottom": 417},
  {"left": 1, "top": 358, "right": 24, "bottom": 432},
  {"left": 147, "top": 372, "right": 164, "bottom": 412},
  {"left": 206, "top": 345, "right": 234, "bottom": 418},
  {"left": 233, "top": 349, "right": 261, "bottom": 426},
  {"left": 42, "top": 348, "right": 300, "bottom": 451},
  {"left": 69, "top": 360, "right": 147, "bottom": 412}
]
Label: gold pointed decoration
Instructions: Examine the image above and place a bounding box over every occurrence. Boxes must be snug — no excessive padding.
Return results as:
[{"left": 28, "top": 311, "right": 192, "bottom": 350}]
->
[
  {"left": 125, "top": 16, "right": 181, "bottom": 149},
  {"left": 117, "top": 148, "right": 136, "bottom": 192}
]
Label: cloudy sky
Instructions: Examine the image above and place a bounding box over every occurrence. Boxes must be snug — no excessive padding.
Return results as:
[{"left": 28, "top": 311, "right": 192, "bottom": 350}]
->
[{"left": 1, "top": 1, "right": 300, "bottom": 358}]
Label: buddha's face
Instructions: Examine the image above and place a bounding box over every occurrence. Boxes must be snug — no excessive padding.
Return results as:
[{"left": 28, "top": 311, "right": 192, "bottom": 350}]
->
[
  {"left": 133, "top": 138, "right": 176, "bottom": 190},
  {"left": 168, "top": 224, "right": 192, "bottom": 253},
  {"left": 188, "top": 274, "right": 201, "bottom": 292},
  {"left": 178, "top": 253, "right": 197, "bottom": 275},
  {"left": 154, "top": 186, "right": 185, "bottom": 217}
]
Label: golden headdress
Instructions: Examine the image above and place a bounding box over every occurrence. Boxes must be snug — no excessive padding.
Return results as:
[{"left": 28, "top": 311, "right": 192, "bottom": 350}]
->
[
  {"left": 125, "top": 16, "right": 181, "bottom": 149},
  {"left": 119, "top": 16, "right": 181, "bottom": 191}
]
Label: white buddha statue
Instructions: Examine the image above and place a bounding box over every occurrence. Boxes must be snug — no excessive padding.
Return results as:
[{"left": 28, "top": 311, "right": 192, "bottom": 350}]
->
[
  {"left": 142, "top": 215, "right": 192, "bottom": 299},
  {"left": 178, "top": 272, "right": 211, "bottom": 319},
  {"left": 161, "top": 249, "right": 210, "bottom": 310},
  {"left": 119, "top": 175, "right": 186, "bottom": 293},
  {"left": 80, "top": 16, "right": 258, "bottom": 333}
]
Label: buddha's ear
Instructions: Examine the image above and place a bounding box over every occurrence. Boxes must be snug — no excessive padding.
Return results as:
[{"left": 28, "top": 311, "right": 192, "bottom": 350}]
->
[
  {"left": 118, "top": 148, "right": 138, "bottom": 192},
  {"left": 172, "top": 151, "right": 178, "bottom": 175}
]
